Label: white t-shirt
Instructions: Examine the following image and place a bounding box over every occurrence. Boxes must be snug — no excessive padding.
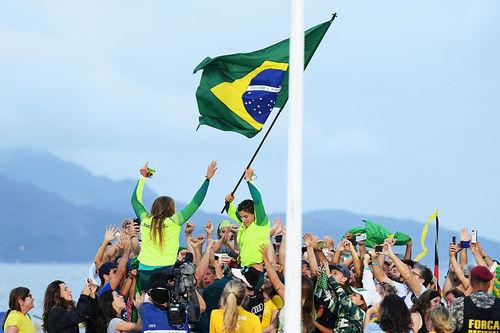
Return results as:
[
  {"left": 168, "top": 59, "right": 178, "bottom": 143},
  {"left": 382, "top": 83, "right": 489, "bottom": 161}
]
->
[
  {"left": 107, "top": 318, "right": 123, "bottom": 333},
  {"left": 389, "top": 280, "right": 426, "bottom": 308}
]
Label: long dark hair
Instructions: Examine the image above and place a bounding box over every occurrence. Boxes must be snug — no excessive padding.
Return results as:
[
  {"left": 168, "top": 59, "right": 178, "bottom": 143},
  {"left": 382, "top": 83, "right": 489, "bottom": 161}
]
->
[
  {"left": 302, "top": 276, "right": 315, "bottom": 333},
  {"left": 150, "top": 196, "right": 175, "bottom": 249},
  {"left": 42, "top": 280, "right": 75, "bottom": 332},
  {"left": 410, "top": 289, "right": 440, "bottom": 319},
  {"left": 96, "top": 290, "right": 119, "bottom": 333},
  {"left": 2, "top": 287, "right": 30, "bottom": 328},
  {"left": 378, "top": 294, "right": 412, "bottom": 333}
]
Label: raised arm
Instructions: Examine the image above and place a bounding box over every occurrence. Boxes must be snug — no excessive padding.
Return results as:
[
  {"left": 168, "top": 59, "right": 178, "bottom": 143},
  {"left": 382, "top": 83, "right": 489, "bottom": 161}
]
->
[
  {"left": 370, "top": 251, "right": 392, "bottom": 284},
  {"left": 176, "top": 161, "right": 217, "bottom": 225},
  {"left": 304, "top": 233, "right": 319, "bottom": 277},
  {"left": 470, "top": 242, "right": 488, "bottom": 267},
  {"left": 385, "top": 239, "right": 421, "bottom": 294},
  {"left": 449, "top": 243, "right": 470, "bottom": 289},
  {"left": 110, "top": 234, "right": 131, "bottom": 291},
  {"left": 261, "top": 244, "right": 285, "bottom": 300},
  {"left": 131, "top": 176, "right": 148, "bottom": 221},
  {"left": 94, "top": 225, "right": 117, "bottom": 269}
]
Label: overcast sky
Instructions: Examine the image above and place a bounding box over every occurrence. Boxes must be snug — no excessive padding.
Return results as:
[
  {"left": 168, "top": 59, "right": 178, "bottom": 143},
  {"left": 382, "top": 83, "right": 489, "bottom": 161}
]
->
[{"left": 1, "top": 1, "right": 499, "bottom": 236}]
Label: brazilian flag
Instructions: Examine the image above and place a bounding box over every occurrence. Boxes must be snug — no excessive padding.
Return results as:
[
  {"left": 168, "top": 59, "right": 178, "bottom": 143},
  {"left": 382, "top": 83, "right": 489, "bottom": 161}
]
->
[
  {"left": 194, "top": 18, "right": 334, "bottom": 138},
  {"left": 346, "top": 220, "right": 412, "bottom": 249}
]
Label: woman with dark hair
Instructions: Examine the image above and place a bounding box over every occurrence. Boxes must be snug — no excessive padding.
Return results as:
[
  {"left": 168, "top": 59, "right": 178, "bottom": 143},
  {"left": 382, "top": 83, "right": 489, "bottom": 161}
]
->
[
  {"left": 131, "top": 161, "right": 218, "bottom": 291},
  {"left": 96, "top": 291, "right": 141, "bottom": 333},
  {"left": 2, "top": 287, "right": 35, "bottom": 333},
  {"left": 410, "top": 289, "right": 442, "bottom": 333},
  {"left": 364, "top": 294, "right": 412, "bottom": 333},
  {"left": 301, "top": 276, "right": 316, "bottom": 333},
  {"left": 42, "top": 280, "right": 96, "bottom": 333},
  {"left": 224, "top": 167, "right": 270, "bottom": 270}
]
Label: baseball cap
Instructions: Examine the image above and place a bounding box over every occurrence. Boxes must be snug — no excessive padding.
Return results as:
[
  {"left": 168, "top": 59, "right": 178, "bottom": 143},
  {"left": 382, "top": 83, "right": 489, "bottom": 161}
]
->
[
  {"left": 232, "top": 266, "right": 264, "bottom": 290},
  {"left": 329, "top": 263, "right": 351, "bottom": 279},
  {"left": 149, "top": 273, "right": 170, "bottom": 304},
  {"left": 351, "top": 287, "right": 381, "bottom": 307}
]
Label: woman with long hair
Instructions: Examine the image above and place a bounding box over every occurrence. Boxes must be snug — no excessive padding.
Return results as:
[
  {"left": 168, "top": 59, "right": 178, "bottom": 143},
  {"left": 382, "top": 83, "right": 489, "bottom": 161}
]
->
[
  {"left": 2, "top": 287, "right": 35, "bottom": 333},
  {"left": 209, "top": 279, "right": 260, "bottom": 333},
  {"left": 301, "top": 276, "right": 316, "bottom": 333},
  {"left": 364, "top": 294, "right": 412, "bottom": 333},
  {"left": 426, "top": 307, "right": 452, "bottom": 333},
  {"left": 96, "top": 291, "right": 141, "bottom": 333},
  {"left": 131, "top": 161, "right": 217, "bottom": 291},
  {"left": 42, "top": 280, "right": 96, "bottom": 333},
  {"left": 410, "top": 289, "right": 442, "bottom": 333}
]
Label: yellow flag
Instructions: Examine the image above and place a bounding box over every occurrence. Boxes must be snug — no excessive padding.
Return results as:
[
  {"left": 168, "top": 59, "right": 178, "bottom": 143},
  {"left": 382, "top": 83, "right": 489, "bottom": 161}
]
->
[{"left": 415, "top": 209, "right": 439, "bottom": 262}]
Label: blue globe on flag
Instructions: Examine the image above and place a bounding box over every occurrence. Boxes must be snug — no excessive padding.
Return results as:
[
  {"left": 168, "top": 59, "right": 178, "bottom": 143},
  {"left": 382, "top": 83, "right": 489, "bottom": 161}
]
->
[{"left": 242, "top": 68, "right": 286, "bottom": 124}]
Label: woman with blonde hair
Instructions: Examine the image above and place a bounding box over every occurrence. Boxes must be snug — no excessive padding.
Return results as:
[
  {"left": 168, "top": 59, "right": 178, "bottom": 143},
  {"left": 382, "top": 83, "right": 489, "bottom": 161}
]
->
[
  {"left": 209, "top": 280, "right": 260, "bottom": 333},
  {"left": 426, "top": 307, "right": 452, "bottom": 333}
]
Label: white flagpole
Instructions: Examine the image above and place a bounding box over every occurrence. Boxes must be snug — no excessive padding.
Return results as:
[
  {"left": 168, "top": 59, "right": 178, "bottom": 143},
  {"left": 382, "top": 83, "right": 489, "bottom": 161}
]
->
[{"left": 285, "top": 0, "right": 304, "bottom": 331}]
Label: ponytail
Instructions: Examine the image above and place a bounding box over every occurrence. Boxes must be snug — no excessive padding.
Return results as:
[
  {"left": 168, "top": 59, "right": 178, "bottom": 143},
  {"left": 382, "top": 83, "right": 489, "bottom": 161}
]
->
[
  {"left": 221, "top": 280, "right": 245, "bottom": 333},
  {"left": 428, "top": 307, "right": 452, "bottom": 333}
]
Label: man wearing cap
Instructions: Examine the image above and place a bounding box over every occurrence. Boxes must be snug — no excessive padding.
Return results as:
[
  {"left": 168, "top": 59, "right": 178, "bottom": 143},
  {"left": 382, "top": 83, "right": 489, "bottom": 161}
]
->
[
  {"left": 315, "top": 263, "right": 365, "bottom": 333},
  {"left": 139, "top": 273, "right": 190, "bottom": 332},
  {"left": 450, "top": 265, "right": 500, "bottom": 333}
]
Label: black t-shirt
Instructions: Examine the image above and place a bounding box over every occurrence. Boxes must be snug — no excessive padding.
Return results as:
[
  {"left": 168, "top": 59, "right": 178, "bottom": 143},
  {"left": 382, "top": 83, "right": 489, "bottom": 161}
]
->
[{"left": 243, "top": 290, "right": 265, "bottom": 320}]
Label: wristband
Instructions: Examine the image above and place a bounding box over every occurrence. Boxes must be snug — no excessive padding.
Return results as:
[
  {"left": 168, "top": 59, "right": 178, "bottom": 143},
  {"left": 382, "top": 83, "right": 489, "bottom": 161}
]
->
[
  {"left": 372, "top": 262, "right": 379, "bottom": 266},
  {"left": 461, "top": 240, "right": 470, "bottom": 248}
]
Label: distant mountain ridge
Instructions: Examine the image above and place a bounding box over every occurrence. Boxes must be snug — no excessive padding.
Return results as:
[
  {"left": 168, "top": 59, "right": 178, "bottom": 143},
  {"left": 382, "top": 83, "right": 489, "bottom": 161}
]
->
[{"left": 1, "top": 147, "right": 499, "bottom": 264}]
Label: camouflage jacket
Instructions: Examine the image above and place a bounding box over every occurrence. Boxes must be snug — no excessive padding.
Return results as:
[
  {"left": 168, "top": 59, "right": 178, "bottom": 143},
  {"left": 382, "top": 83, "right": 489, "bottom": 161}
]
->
[
  {"left": 449, "top": 291, "right": 497, "bottom": 332},
  {"left": 315, "top": 271, "right": 364, "bottom": 333}
]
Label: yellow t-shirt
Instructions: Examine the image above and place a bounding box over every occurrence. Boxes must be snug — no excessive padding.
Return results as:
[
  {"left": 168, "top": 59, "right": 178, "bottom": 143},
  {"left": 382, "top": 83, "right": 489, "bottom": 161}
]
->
[
  {"left": 209, "top": 306, "right": 261, "bottom": 333},
  {"left": 3, "top": 310, "right": 35, "bottom": 333},
  {"left": 261, "top": 300, "right": 279, "bottom": 328}
]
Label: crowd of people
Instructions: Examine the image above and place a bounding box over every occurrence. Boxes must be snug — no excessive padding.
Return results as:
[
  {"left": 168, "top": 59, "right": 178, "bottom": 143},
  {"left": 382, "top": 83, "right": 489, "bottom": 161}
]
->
[{"left": 2, "top": 162, "right": 500, "bottom": 333}]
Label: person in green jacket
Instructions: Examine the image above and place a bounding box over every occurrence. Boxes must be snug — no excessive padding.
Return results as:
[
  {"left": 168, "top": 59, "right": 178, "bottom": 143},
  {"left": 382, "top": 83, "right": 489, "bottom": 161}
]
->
[
  {"left": 131, "top": 161, "right": 218, "bottom": 291},
  {"left": 224, "top": 167, "right": 270, "bottom": 271}
]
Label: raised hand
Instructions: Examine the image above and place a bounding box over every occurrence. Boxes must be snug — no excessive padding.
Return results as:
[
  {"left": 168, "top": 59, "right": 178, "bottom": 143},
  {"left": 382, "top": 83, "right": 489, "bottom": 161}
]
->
[
  {"left": 184, "top": 221, "right": 195, "bottom": 235},
  {"left": 449, "top": 242, "right": 458, "bottom": 257},
  {"left": 205, "top": 220, "right": 214, "bottom": 236},
  {"left": 225, "top": 193, "right": 234, "bottom": 203},
  {"left": 140, "top": 162, "right": 149, "bottom": 178},
  {"left": 121, "top": 232, "right": 131, "bottom": 250},
  {"left": 206, "top": 161, "right": 218, "bottom": 179},
  {"left": 196, "top": 234, "right": 206, "bottom": 247},
  {"left": 244, "top": 167, "right": 254, "bottom": 182},
  {"left": 460, "top": 227, "right": 470, "bottom": 242},
  {"left": 104, "top": 225, "right": 118, "bottom": 243},
  {"left": 303, "top": 233, "right": 315, "bottom": 248},
  {"left": 260, "top": 244, "right": 269, "bottom": 262}
]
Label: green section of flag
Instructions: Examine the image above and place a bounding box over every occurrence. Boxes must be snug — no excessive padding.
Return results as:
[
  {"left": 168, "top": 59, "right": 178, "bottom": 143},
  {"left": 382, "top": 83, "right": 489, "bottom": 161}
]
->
[
  {"left": 194, "top": 18, "right": 333, "bottom": 138},
  {"left": 346, "top": 220, "right": 412, "bottom": 248}
]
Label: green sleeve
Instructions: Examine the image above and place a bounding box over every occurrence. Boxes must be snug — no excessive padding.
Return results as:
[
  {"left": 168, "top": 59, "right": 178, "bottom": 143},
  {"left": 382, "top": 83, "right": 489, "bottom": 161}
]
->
[
  {"left": 248, "top": 182, "right": 268, "bottom": 226},
  {"left": 327, "top": 277, "right": 359, "bottom": 316},
  {"left": 227, "top": 202, "right": 243, "bottom": 226},
  {"left": 131, "top": 177, "right": 148, "bottom": 221},
  {"left": 174, "top": 179, "right": 210, "bottom": 226},
  {"left": 317, "top": 274, "right": 339, "bottom": 314}
]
